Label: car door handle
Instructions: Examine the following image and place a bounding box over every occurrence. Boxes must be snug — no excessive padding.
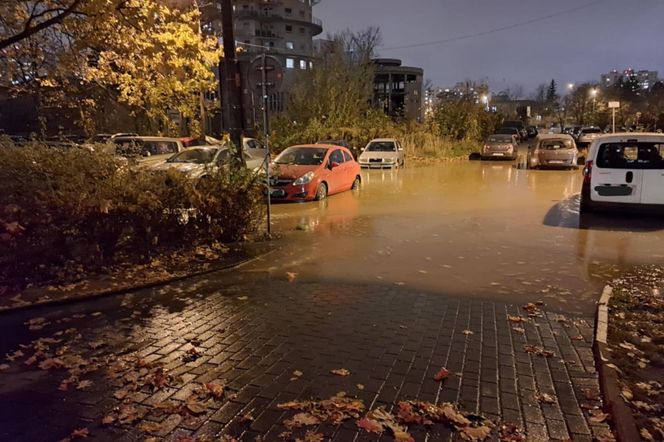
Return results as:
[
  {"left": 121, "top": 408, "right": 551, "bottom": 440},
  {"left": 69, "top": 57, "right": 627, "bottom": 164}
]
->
[{"left": 625, "top": 171, "right": 633, "bottom": 183}]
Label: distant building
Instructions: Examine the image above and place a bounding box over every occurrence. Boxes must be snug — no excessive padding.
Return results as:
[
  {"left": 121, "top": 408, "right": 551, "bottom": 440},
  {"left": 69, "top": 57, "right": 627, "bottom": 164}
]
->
[
  {"left": 187, "top": 0, "right": 324, "bottom": 132},
  {"left": 601, "top": 69, "right": 659, "bottom": 91},
  {"left": 372, "top": 59, "right": 424, "bottom": 122}
]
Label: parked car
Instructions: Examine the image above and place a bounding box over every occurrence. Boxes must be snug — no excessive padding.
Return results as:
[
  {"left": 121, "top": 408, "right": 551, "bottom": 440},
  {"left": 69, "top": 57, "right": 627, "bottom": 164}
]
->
[
  {"left": 580, "top": 133, "right": 664, "bottom": 213},
  {"left": 482, "top": 134, "right": 518, "bottom": 160},
  {"left": 269, "top": 144, "right": 361, "bottom": 202},
  {"left": 113, "top": 136, "right": 184, "bottom": 167},
  {"left": 152, "top": 146, "right": 263, "bottom": 178},
  {"left": 527, "top": 134, "right": 578, "bottom": 169},
  {"left": 496, "top": 127, "right": 522, "bottom": 143},
  {"left": 526, "top": 126, "right": 538, "bottom": 138},
  {"left": 358, "top": 138, "right": 405, "bottom": 169},
  {"left": 576, "top": 127, "right": 603, "bottom": 148}
]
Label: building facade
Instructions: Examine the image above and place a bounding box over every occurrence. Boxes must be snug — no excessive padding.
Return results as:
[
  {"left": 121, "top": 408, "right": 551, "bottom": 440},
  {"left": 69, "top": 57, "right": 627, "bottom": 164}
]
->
[
  {"left": 195, "top": 0, "right": 323, "bottom": 132},
  {"left": 601, "top": 69, "right": 659, "bottom": 91},
  {"left": 373, "top": 59, "right": 424, "bottom": 122}
]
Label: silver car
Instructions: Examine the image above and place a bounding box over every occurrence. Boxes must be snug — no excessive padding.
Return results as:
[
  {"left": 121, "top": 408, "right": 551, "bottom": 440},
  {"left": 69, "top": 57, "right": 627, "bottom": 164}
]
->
[
  {"left": 151, "top": 146, "right": 264, "bottom": 178},
  {"left": 113, "top": 136, "right": 184, "bottom": 168},
  {"left": 527, "top": 134, "right": 578, "bottom": 169},
  {"left": 358, "top": 138, "right": 405, "bottom": 169},
  {"left": 482, "top": 134, "right": 518, "bottom": 160}
]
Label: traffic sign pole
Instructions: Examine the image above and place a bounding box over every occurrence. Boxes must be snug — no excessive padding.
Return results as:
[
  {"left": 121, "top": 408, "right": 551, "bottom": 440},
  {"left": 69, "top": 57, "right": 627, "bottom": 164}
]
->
[{"left": 247, "top": 54, "right": 282, "bottom": 236}]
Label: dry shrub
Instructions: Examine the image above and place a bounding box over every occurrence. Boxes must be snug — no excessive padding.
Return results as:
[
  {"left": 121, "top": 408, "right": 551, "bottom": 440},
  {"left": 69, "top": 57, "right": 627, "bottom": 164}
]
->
[{"left": 0, "top": 145, "right": 264, "bottom": 289}]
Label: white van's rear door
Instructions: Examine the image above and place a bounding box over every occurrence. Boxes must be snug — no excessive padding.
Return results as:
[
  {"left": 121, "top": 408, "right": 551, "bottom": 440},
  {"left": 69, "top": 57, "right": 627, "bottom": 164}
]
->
[
  {"left": 640, "top": 143, "right": 664, "bottom": 205},
  {"left": 591, "top": 143, "right": 643, "bottom": 204}
]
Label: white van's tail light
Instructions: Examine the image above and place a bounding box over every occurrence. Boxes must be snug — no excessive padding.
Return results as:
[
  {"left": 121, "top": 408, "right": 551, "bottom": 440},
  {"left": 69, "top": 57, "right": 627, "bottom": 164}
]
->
[{"left": 583, "top": 161, "right": 593, "bottom": 184}]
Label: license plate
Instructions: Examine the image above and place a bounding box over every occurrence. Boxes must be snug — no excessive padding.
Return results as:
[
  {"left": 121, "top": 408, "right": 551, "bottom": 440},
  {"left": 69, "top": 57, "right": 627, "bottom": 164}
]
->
[
  {"left": 492, "top": 153, "right": 504, "bottom": 156},
  {"left": 270, "top": 189, "right": 285, "bottom": 197}
]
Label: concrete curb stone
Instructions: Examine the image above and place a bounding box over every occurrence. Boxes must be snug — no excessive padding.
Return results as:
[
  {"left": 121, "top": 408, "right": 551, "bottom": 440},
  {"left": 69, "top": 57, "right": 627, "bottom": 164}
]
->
[{"left": 592, "top": 285, "right": 640, "bottom": 442}]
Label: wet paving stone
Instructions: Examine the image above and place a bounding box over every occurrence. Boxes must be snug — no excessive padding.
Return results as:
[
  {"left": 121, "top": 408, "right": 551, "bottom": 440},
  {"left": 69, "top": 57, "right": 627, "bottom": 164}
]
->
[{"left": 0, "top": 278, "right": 613, "bottom": 441}]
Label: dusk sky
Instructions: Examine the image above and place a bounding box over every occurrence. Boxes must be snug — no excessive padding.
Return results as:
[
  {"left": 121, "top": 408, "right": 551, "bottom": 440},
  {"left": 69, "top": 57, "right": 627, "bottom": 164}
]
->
[{"left": 315, "top": 0, "right": 664, "bottom": 96}]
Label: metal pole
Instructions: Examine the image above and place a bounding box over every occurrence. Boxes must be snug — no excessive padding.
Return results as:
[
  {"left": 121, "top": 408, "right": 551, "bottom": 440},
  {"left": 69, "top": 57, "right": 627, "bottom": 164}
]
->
[
  {"left": 262, "top": 53, "right": 272, "bottom": 235},
  {"left": 612, "top": 108, "right": 616, "bottom": 134},
  {"left": 220, "top": 0, "right": 245, "bottom": 165}
]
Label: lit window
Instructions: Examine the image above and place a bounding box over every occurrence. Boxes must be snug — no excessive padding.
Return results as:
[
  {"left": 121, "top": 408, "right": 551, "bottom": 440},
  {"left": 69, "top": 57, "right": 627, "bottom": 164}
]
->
[
  {"left": 300, "top": 60, "right": 307, "bottom": 70},
  {"left": 309, "top": 61, "right": 313, "bottom": 69},
  {"left": 286, "top": 58, "right": 294, "bottom": 69},
  {"left": 286, "top": 41, "right": 294, "bottom": 50}
]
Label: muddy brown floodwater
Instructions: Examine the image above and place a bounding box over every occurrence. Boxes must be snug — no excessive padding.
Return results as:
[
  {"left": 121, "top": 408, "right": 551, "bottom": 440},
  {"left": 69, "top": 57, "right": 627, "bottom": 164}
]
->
[{"left": 254, "top": 160, "right": 664, "bottom": 316}]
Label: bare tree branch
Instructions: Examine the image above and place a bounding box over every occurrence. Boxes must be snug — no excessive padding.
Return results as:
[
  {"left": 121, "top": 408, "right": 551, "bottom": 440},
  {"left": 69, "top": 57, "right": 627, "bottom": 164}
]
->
[{"left": 0, "top": 0, "right": 84, "bottom": 51}]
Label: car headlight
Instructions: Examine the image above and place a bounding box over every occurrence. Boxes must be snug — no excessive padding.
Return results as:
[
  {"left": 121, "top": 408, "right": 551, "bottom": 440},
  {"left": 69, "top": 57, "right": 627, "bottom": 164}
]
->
[{"left": 293, "top": 171, "right": 314, "bottom": 186}]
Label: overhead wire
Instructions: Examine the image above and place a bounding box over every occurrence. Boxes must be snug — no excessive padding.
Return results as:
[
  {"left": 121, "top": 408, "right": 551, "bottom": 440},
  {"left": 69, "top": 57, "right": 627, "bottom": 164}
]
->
[{"left": 380, "top": 0, "right": 606, "bottom": 51}]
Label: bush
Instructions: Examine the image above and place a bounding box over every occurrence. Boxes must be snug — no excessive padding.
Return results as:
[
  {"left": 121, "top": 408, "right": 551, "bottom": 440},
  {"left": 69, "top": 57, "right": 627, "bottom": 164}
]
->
[{"left": 0, "top": 144, "right": 265, "bottom": 289}]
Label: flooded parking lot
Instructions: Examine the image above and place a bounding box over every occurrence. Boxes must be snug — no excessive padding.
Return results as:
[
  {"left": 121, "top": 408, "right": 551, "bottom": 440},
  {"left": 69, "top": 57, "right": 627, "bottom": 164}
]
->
[{"left": 266, "top": 160, "right": 664, "bottom": 316}]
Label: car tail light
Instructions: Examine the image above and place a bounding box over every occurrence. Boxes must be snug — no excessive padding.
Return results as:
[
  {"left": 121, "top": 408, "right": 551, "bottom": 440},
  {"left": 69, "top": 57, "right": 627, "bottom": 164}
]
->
[{"left": 583, "top": 160, "right": 593, "bottom": 184}]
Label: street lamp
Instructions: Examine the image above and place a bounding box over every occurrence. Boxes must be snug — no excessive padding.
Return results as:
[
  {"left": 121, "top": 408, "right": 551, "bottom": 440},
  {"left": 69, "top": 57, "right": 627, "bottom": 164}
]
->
[{"left": 481, "top": 94, "right": 489, "bottom": 111}]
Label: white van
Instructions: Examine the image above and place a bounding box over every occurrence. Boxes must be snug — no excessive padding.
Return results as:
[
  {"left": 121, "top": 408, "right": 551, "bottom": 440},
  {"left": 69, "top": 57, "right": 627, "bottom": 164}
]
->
[{"left": 580, "top": 133, "right": 664, "bottom": 212}]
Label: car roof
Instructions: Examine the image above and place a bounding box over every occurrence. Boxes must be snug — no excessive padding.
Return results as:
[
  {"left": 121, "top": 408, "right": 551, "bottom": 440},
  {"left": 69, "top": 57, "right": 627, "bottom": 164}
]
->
[
  {"left": 591, "top": 132, "right": 664, "bottom": 142},
  {"left": 288, "top": 144, "right": 333, "bottom": 149},
  {"left": 536, "top": 134, "right": 574, "bottom": 140},
  {"left": 368, "top": 138, "right": 398, "bottom": 143},
  {"left": 114, "top": 136, "right": 180, "bottom": 142}
]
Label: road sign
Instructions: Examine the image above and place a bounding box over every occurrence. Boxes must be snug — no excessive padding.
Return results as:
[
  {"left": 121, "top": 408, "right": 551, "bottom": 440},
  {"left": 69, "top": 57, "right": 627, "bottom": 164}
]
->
[
  {"left": 608, "top": 101, "right": 620, "bottom": 109},
  {"left": 248, "top": 55, "right": 283, "bottom": 92}
]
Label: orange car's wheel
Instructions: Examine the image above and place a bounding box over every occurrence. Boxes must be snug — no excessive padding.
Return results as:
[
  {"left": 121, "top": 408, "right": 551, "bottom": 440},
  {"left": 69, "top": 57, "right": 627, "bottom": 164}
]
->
[
  {"left": 351, "top": 176, "right": 361, "bottom": 190},
  {"left": 315, "top": 182, "right": 328, "bottom": 201}
]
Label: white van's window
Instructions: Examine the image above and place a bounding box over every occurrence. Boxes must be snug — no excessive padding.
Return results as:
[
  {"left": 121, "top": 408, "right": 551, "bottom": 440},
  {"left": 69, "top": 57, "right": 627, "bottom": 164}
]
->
[{"left": 596, "top": 143, "right": 664, "bottom": 169}]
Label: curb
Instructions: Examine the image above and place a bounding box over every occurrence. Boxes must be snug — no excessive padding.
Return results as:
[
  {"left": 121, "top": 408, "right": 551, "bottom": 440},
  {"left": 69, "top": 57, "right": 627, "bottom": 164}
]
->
[
  {"left": 0, "top": 247, "right": 278, "bottom": 316},
  {"left": 592, "top": 285, "right": 640, "bottom": 442}
]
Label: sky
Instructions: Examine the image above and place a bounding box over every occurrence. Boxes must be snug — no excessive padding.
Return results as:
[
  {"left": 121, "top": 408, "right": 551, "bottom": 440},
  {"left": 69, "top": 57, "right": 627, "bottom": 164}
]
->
[{"left": 315, "top": 0, "right": 664, "bottom": 96}]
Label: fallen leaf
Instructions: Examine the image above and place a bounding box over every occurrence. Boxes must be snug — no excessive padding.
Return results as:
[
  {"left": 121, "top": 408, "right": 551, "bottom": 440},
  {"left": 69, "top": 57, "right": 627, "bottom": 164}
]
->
[
  {"left": 358, "top": 416, "right": 383, "bottom": 433},
  {"left": 76, "top": 380, "right": 93, "bottom": 390},
  {"left": 535, "top": 392, "right": 556, "bottom": 404},
  {"left": 331, "top": 368, "right": 351, "bottom": 377},
  {"left": 292, "top": 370, "right": 303, "bottom": 377},
  {"left": 101, "top": 415, "right": 115, "bottom": 425},
  {"left": 284, "top": 412, "right": 320, "bottom": 429},
  {"left": 303, "top": 431, "right": 324, "bottom": 442},
  {"left": 286, "top": 272, "right": 298, "bottom": 282},
  {"left": 203, "top": 382, "right": 225, "bottom": 399},
  {"left": 433, "top": 367, "right": 450, "bottom": 382},
  {"left": 0, "top": 364, "right": 9, "bottom": 371},
  {"left": 237, "top": 296, "right": 249, "bottom": 301},
  {"left": 39, "top": 358, "right": 65, "bottom": 370},
  {"left": 459, "top": 425, "right": 492, "bottom": 441},
  {"left": 356, "top": 383, "right": 365, "bottom": 390},
  {"left": 462, "top": 330, "right": 474, "bottom": 335},
  {"left": 185, "top": 402, "right": 207, "bottom": 415},
  {"left": 589, "top": 411, "right": 610, "bottom": 423},
  {"left": 508, "top": 315, "right": 527, "bottom": 323},
  {"left": 69, "top": 428, "right": 90, "bottom": 439}
]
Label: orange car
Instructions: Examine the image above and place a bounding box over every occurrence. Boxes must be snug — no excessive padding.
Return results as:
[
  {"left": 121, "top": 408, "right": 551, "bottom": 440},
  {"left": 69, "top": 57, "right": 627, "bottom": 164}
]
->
[{"left": 269, "top": 144, "right": 361, "bottom": 202}]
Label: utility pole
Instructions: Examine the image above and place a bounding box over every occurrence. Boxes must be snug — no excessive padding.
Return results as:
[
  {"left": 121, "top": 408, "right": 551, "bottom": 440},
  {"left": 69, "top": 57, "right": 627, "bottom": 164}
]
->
[{"left": 219, "top": 0, "right": 245, "bottom": 165}]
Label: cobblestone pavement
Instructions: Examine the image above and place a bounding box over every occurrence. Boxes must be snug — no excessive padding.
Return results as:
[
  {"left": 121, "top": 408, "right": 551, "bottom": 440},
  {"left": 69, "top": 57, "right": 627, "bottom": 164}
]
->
[{"left": 0, "top": 275, "right": 613, "bottom": 441}]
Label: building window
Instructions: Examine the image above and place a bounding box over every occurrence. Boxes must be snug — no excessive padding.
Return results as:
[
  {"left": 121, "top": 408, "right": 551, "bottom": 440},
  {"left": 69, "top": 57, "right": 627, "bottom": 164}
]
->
[
  {"left": 285, "top": 25, "right": 292, "bottom": 32},
  {"left": 309, "top": 61, "right": 313, "bottom": 69},
  {"left": 299, "top": 27, "right": 305, "bottom": 34},
  {"left": 285, "top": 41, "right": 294, "bottom": 50},
  {"left": 285, "top": 7, "right": 292, "bottom": 15},
  {"left": 300, "top": 60, "right": 307, "bottom": 70},
  {"left": 286, "top": 58, "right": 294, "bottom": 69}
]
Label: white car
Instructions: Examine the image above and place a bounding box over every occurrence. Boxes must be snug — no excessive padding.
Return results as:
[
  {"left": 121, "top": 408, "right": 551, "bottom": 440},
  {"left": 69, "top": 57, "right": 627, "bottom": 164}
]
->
[
  {"left": 358, "top": 138, "right": 405, "bottom": 169},
  {"left": 152, "top": 146, "right": 265, "bottom": 178},
  {"left": 580, "top": 133, "right": 664, "bottom": 213},
  {"left": 576, "top": 127, "right": 603, "bottom": 148}
]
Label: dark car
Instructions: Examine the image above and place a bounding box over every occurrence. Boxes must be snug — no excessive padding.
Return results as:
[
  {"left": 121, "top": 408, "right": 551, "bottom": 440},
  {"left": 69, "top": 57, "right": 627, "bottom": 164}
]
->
[{"left": 497, "top": 127, "right": 522, "bottom": 142}]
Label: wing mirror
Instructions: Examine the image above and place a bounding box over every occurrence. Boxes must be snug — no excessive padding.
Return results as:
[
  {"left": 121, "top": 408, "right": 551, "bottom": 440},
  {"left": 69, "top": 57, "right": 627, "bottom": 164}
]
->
[{"left": 330, "top": 161, "right": 340, "bottom": 169}]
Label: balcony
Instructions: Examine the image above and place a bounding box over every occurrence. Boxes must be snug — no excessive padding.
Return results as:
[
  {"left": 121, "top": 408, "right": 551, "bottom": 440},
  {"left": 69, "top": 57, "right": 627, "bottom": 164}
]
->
[{"left": 234, "top": 10, "right": 323, "bottom": 35}]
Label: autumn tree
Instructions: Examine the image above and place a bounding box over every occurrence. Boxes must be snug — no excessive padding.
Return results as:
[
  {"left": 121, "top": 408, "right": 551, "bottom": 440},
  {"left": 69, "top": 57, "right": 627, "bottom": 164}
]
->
[{"left": 1, "top": 0, "right": 220, "bottom": 135}]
